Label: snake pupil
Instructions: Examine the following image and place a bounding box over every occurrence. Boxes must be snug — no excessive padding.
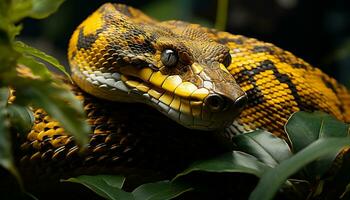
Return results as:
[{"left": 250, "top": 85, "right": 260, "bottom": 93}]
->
[
  {"left": 222, "top": 54, "right": 232, "bottom": 67},
  {"left": 161, "top": 49, "right": 178, "bottom": 67}
]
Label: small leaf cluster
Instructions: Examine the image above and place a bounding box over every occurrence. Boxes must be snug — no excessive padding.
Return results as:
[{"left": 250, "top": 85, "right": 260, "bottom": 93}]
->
[
  {"left": 66, "top": 112, "right": 350, "bottom": 200},
  {"left": 0, "top": 0, "right": 89, "bottom": 184}
]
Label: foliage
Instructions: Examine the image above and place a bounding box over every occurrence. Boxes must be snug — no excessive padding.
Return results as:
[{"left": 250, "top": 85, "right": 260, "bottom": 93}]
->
[
  {"left": 64, "top": 175, "right": 193, "bottom": 200},
  {"left": 65, "top": 111, "right": 350, "bottom": 200},
  {"left": 0, "top": 0, "right": 89, "bottom": 185},
  {"left": 1, "top": 1, "right": 349, "bottom": 199},
  {"left": 64, "top": 175, "right": 132, "bottom": 200}
]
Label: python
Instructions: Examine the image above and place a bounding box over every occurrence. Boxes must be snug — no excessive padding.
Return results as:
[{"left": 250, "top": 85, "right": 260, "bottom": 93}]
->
[{"left": 68, "top": 3, "right": 350, "bottom": 138}]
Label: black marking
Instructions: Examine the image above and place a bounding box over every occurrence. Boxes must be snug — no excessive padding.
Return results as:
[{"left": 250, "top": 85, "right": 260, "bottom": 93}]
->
[
  {"left": 112, "top": 4, "right": 133, "bottom": 17},
  {"left": 252, "top": 45, "right": 274, "bottom": 54},
  {"left": 128, "top": 41, "right": 156, "bottom": 55},
  {"left": 261, "top": 60, "right": 309, "bottom": 110},
  {"left": 217, "top": 37, "right": 244, "bottom": 45},
  {"left": 101, "top": 42, "right": 129, "bottom": 68},
  {"left": 234, "top": 67, "right": 288, "bottom": 121},
  {"left": 122, "top": 28, "right": 156, "bottom": 55},
  {"left": 275, "top": 72, "right": 307, "bottom": 109},
  {"left": 291, "top": 63, "right": 307, "bottom": 69},
  {"left": 70, "top": 51, "right": 76, "bottom": 60},
  {"left": 234, "top": 60, "right": 312, "bottom": 111},
  {"left": 245, "top": 86, "right": 265, "bottom": 106},
  {"left": 323, "top": 77, "right": 336, "bottom": 92},
  {"left": 122, "top": 28, "right": 147, "bottom": 39},
  {"left": 234, "top": 68, "right": 266, "bottom": 106},
  {"left": 322, "top": 76, "right": 346, "bottom": 113},
  {"left": 77, "top": 27, "right": 104, "bottom": 50},
  {"left": 107, "top": 41, "right": 155, "bottom": 68}
]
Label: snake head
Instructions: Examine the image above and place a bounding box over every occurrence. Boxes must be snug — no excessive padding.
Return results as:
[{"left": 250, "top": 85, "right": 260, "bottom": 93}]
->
[{"left": 68, "top": 3, "right": 247, "bottom": 130}]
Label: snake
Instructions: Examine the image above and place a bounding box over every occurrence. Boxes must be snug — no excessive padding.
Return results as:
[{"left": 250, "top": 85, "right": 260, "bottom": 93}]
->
[{"left": 17, "top": 3, "right": 350, "bottom": 188}]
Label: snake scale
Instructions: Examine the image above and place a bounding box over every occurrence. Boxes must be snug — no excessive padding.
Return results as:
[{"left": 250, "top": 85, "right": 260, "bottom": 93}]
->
[{"left": 16, "top": 3, "right": 350, "bottom": 188}]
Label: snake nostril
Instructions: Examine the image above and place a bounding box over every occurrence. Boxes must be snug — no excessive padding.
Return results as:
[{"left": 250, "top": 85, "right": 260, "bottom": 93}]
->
[
  {"left": 204, "top": 94, "right": 227, "bottom": 112},
  {"left": 234, "top": 95, "right": 248, "bottom": 109},
  {"left": 205, "top": 94, "right": 248, "bottom": 112}
]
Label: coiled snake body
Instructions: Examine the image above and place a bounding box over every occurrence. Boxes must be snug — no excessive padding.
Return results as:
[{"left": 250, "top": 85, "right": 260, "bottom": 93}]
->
[{"left": 17, "top": 3, "right": 350, "bottom": 184}]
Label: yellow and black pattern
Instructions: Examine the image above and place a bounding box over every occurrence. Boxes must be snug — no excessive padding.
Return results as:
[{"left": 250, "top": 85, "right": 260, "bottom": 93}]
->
[
  {"left": 68, "top": 3, "right": 247, "bottom": 130},
  {"left": 215, "top": 32, "right": 350, "bottom": 137},
  {"left": 16, "top": 3, "right": 350, "bottom": 180},
  {"left": 67, "top": 3, "right": 349, "bottom": 137},
  {"left": 18, "top": 83, "right": 227, "bottom": 182}
]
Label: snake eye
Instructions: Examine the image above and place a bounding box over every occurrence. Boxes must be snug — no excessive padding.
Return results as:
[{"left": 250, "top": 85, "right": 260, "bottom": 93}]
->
[
  {"left": 161, "top": 49, "right": 178, "bottom": 67},
  {"left": 222, "top": 54, "right": 232, "bottom": 68}
]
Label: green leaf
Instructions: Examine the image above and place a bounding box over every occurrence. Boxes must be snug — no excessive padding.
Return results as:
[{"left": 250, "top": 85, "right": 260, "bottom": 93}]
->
[
  {"left": 174, "top": 151, "right": 270, "bottom": 180},
  {"left": 14, "top": 41, "right": 70, "bottom": 78},
  {"left": 7, "top": 104, "right": 34, "bottom": 136},
  {"left": 0, "top": 87, "right": 21, "bottom": 185},
  {"left": 132, "top": 181, "right": 193, "bottom": 200},
  {"left": 10, "top": 0, "right": 65, "bottom": 22},
  {"left": 15, "top": 78, "right": 89, "bottom": 147},
  {"left": 285, "top": 111, "right": 350, "bottom": 178},
  {"left": 286, "top": 111, "right": 349, "bottom": 152},
  {"left": 30, "top": 0, "right": 65, "bottom": 19},
  {"left": 8, "top": 0, "right": 32, "bottom": 22},
  {"left": 17, "top": 55, "right": 51, "bottom": 79},
  {"left": 249, "top": 138, "right": 350, "bottom": 200},
  {"left": 232, "top": 130, "right": 292, "bottom": 167},
  {"left": 63, "top": 175, "right": 133, "bottom": 200}
]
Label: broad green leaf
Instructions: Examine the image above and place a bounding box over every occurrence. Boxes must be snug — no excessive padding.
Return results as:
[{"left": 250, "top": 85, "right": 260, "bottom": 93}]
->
[
  {"left": 15, "top": 78, "right": 89, "bottom": 146},
  {"left": 8, "top": 0, "right": 32, "bottom": 22},
  {"left": 285, "top": 111, "right": 350, "bottom": 178},
  {"left": 7, "top": 104, "right": 34, "bottom": 136},
  {"left": 232, "top": 130, "right": 292, "bottom": 167},
  {"left": 63, "top": 175, "right": 133, "bottom": 200},
  {"left": 174, "top": 151, "right": 270, "bottom": 180},
  {"left": 30, "top": 0, "right": 65, "bottom": 19},
  {"left": 0, "top": 88, "right": 21, "bottom": 185},
  {"left": 17, "top": 55, "right": 51, "bottom": 79},
  {"left": 286, "top": 111, "right": 349, "bottom": 152},
  {"left": 10, "top": 0, "right": 65, "bottom": 22},
  {"left": 0, "top": 0, "right": 22, "bottom": 39},
  {"left": 132, "top": 181, "right": 193, "bottom": 200},
  {"left": 249, "top": 138, "right": 350, "bottom": 200},
  {"left": 14, "top": 41, "right": 70, "bottom": 78}
]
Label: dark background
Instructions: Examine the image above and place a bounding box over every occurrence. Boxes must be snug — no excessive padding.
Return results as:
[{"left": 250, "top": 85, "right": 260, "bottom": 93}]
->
[{"left": 20, "top": 0, "right": 350, "bottom": 87}]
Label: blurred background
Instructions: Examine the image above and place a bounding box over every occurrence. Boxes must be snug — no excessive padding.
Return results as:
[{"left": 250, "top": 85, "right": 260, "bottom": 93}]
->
[{"left": 19, "top": 0, "right": 350, "bottom": 87}]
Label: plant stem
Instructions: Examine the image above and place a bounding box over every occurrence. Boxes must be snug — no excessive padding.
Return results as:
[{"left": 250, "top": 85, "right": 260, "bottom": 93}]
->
[{"left": 215, "top": 0, "right": 229, "bottom": 31}]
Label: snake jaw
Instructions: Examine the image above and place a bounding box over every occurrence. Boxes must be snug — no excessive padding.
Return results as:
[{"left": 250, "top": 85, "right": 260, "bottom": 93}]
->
[
  {"left": 106, "top": 62, "right": 247, "bottom": 130},
  {"left": 71, "top": 58, "right": 247, "bottom": 130}
]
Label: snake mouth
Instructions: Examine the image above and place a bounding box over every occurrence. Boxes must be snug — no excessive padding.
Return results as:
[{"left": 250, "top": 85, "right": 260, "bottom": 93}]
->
[
  {"left": 120, "top": 73, "right": 208, "bottom": 127},
  {"left": 117, "top": 67, "right": 241, "bottom": 130},
  {"left": 121, "top": 74, "right": 204, "bottom": 102},
  {"left": 72, "top": 66, "right": 243, "bottom": 130},
  {"left": 121, "top": 72, "right": 220, "bottom": 130}
]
